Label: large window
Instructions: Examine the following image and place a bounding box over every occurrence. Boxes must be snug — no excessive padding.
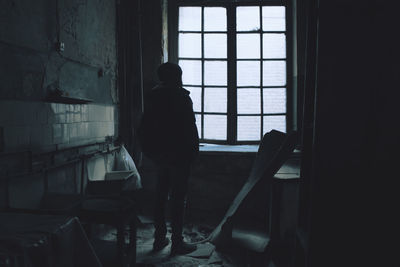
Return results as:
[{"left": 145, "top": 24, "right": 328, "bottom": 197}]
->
[{"left": 176, "top": 0, "right": 290, "bottom": 144}]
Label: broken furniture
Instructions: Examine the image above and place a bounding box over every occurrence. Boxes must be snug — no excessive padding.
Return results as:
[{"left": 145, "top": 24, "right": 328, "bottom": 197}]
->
[
  {"left": 78, "top": 153, "right": 141, "bottom": 267},
  {"left": 209, "top": 130, "right": 298, "bottom": 266},
  {"left": 78, "top": 196, "right": 137, "bottom": 266},
  {"left": 3, "top": 145, "right": 141, "bottom": 267},
  {"left": 0, "top": 212, "right": 101, "bottom": 267}
]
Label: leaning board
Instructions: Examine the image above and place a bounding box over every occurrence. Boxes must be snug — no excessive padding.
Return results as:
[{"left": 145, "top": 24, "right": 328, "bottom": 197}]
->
[{"left": 209, "top": 130, "right": 298, "bottom": 249}]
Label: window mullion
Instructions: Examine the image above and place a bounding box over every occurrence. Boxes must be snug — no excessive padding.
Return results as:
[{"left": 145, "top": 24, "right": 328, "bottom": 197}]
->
[
  {"left": 169, "top": 1, "right": 179, "bottom": 63},
  {"left": 201, "top": 6, "right": 205, "bottom": 139},
  {"left": 260, "top": 4, "right": 264, "bottom": 140},
  {"left": 227, "top": 3, "right": 237, "bottom": 144},
  {"left": 286, "top": 0, "right": 294, "bottom": 133}
]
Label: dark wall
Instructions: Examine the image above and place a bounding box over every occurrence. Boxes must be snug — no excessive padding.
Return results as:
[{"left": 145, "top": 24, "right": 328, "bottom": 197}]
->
[
  {"left": 0, "top": 0, "right": 118, "bottom": 153},
  {"left": 141, "top": 0, "right": 163, "bottom": 91},
  {"left": 0, "top": 0, "right": 118, "bottom": 209},
  {"left": 0, "top": 0, "right": 118, "bottom": 103},
  {"left": 300, "top": 1, "right": 398, "bottom": 266}
]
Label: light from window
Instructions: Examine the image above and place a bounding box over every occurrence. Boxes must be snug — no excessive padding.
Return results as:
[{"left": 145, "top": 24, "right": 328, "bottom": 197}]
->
[
  {"left": 237, "top": 34, "right": 260, "bottom": 58},
  {"left": 263, "top": 34, "right": 286, "bottom": 58},
  {"left": 180, "top": 60, "right": 202, "bottom": 85},
  {"left": 262, "top": 61, "right": 286, "bottom": 86},
  {"left": 238, "top": 116, "right": 261, "bottom": 141},
  {"left": 237, "top": 7, "right": 260, "bottom": 31},
  {"left": 204, "top": 115, "right": 227, "bottom": 140},
  {"left": 238, "top": 89, "right": 261, "bottom": 114},
  {"left": 179, "top": 33, "right": 201, "bottom": 58},
  {"left": 204, "top": 34, "right": 227, "bottom": 58},
  {"left": 179, "top": 7, "right": 201, "bottom": 31},
  {"left": 178, "top": 5, "right": 287, "bottom": 143},
  {"left": 262, "top": 6, "right": 286, "bottom": 31},
  {"left": 204, "top": 88, "right": 227, "bottom": 113},
  {"left": 204, "top": 7, "right": 227, "bottom": 31}
]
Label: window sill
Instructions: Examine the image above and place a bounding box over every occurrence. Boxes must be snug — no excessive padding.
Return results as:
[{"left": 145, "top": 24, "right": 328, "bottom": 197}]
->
[
  {"left": 199, "top": 143, "right": 259, "bottom": 154},
  {"left": 199, "top": 143, "right": 302, "bottom": 156}
]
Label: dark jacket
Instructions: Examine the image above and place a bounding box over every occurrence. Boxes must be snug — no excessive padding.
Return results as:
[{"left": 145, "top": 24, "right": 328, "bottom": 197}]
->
[{"left": 138, "top": 83, "right": 199, "bottom": 165}]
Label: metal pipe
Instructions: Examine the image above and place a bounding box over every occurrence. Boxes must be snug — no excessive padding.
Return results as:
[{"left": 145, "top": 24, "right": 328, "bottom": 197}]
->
[{"left": 2, "top": 146, "right": 121, "bottom": 180}]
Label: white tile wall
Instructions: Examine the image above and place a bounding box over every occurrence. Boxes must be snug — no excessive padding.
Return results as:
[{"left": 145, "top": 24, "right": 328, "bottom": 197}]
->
[
  {"left": 53, "top": 124, "right": 62, "bottom": 144},
  {"left": 0, "top": 100, "right": 116, "bottom": 151}
]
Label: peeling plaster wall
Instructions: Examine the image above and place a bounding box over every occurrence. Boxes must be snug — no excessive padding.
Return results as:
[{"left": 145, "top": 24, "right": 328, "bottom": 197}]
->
[
  {"left": 0, "top": 0, "right": 117, "bottom": 103},
  {"left": 0, "top": 0, "right": 118, "bottom": 209}
]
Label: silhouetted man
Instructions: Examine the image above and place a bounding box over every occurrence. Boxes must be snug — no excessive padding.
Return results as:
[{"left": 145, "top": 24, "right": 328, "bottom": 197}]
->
[{"left": 138, "top": 62, "right": 199, "bottom": 255}]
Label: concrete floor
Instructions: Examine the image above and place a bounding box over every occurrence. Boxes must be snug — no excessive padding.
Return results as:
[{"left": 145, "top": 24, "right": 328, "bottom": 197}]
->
[
  {"left": 89, "top": 214, "right": 285, "bottom": 267},
  {"left": 134, "top": 223, "right": 220, "bottom": 266},
  {"left": 92, "top": 219, "right": 240, "bottom": 267}
]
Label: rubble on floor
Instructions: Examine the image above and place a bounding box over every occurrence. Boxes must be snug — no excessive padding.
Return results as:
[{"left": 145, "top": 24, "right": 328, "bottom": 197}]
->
[{"left": 98, "top": 221, "right": 242, "bottom": 267}]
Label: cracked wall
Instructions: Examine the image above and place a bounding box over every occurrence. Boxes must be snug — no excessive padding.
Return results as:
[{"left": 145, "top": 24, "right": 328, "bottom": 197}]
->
[
  {"left": 0, "top": 0, "right": 118, "bottom": 208},
  {"left": 0, "top": 0, "right": 118, "bottom": 151},
  {"left": 1, "top": 0, "right": 117, "bottom": 103}
]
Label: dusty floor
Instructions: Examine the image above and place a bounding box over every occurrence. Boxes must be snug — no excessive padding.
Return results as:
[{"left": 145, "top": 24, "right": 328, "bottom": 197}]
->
[
  {"left": 92, "top": 218, "right": 244, "bottom": 267},
  {"left": 134, "top": 223, "right": 229, "bottom": 266},
  {"left": 89, "top": 211, "right": 291, "bottom": 267}
]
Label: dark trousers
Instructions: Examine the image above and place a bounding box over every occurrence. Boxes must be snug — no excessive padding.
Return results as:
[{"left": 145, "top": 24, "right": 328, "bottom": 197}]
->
[{"left": 153, "top": 163, "right": 191, "bottom": 243}]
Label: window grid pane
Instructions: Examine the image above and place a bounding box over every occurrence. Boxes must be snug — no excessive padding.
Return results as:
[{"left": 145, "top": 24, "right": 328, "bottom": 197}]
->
[
  {"left": 237, "top": 116, "right": 261, "bottom": 141},
  {"left": 179, "top": 60, "right": 202, "bottom": 85},
  {"left": 262, "top": 6, "right": 286, "bottom": 32},
  {"left": 204, "top": 87, "right": 227, "bottom": 113},
  {"left": 204, "top": 61, "right": 227, "bottom": 86},
  {"left": 237, "top": 34, "right": 260, "bottom": 59},
  {"left": 237, "top": 61, "right": 260, "bottom": 86},
  {"left": 204, "top": 34, "right": 227, "bottom": 58},
  {"left": 263, "top": 33, "right": 286, "bottom": 59},
  {"left": 263, "top": 88, "right": 286, "bottom": 114},
  {"left": 263, "top": 115, "right": 286, "bottom": 134},
  {"left": 204, "top": 115, "right": 227, "bottom": 140},
  {"left": 179, "top": 7, "right": 202, "bottom": 31},
  {"left": 178, "top": 4, "right": 287, "bottom": 143},
  {"left": 204, "top": 7, "right": 227, "bottom": 31},
  {"left": 179, "top": 33, "right": 202, "bottom": 58},
  {"left": 237, "top": 7, "right": 260, "bottom": 31},
  {"left": 237, "top": 88, "right": 261, "bottom": 114},
  {"left": 262, "top": 60, "right": 286, "bottom": 86}
]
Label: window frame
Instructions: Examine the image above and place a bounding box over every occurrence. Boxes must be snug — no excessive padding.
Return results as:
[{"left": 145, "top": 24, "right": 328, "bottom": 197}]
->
[{"left": 168, "top": 0, "right": 294, "bottom": 145}]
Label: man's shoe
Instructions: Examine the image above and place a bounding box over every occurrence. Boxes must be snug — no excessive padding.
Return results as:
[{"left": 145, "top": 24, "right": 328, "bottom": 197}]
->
[
  {"left": 170, "top": 241, "right": 197, "bottom": 255},
  {"left": 153, "top": 237, "right": 170, "bottom": 252}
]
